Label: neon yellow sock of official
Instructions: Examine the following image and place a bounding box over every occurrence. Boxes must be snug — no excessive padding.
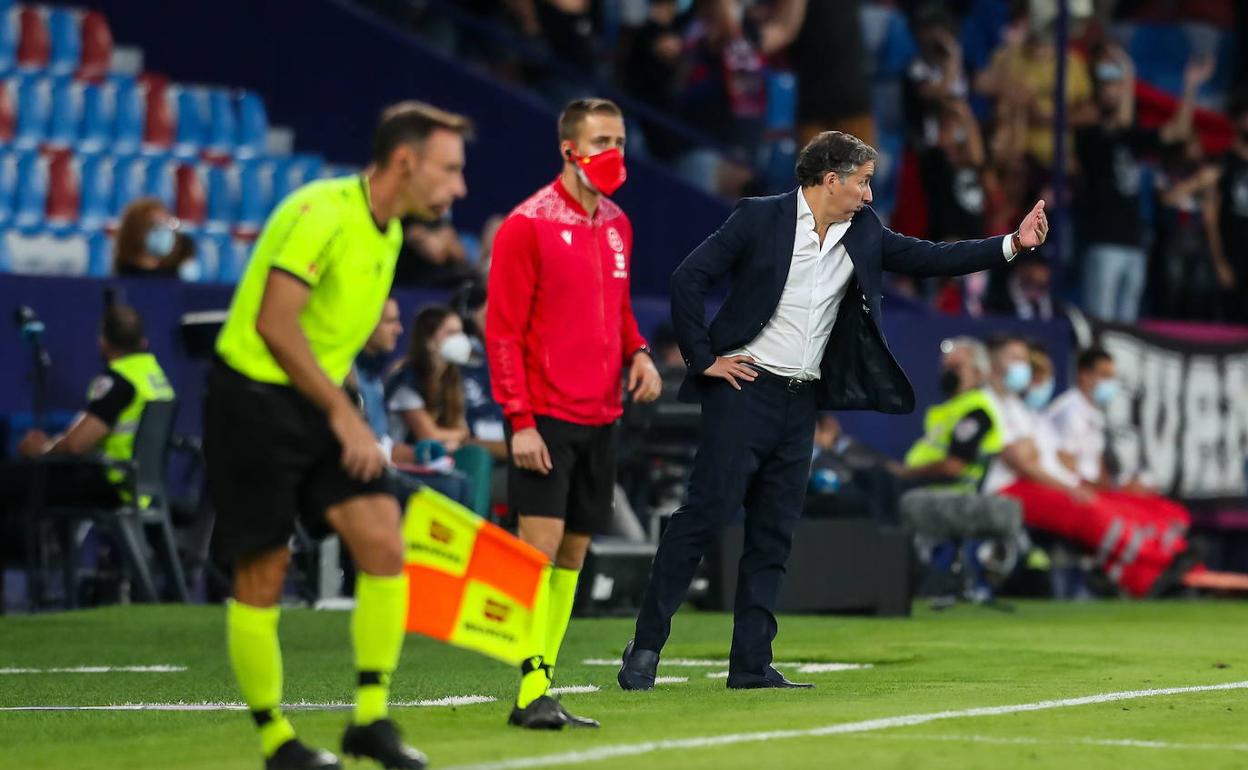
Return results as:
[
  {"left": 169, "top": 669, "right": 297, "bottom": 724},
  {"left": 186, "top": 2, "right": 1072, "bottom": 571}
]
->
[
  {"left": 352, "top": 572, "right": 410, "bottom": 726},
  {"left": 544, "top": 567, "right": 580, "bottom": 680},
  {"left": 516, "top": 575, "right": 552, "bottom": 709},
  {"left": 227, "top": 600, "right": 296, "bottom": 757}
]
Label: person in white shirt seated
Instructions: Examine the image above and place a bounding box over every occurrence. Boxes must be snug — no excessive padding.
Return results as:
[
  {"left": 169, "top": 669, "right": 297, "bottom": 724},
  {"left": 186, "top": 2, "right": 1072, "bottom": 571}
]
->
[
  {"left": 1045, "top": 346, "right": 1190, "bottom": 557},
  {"left": 982, "top": 335, "right": 1183, "bottom": 597}
]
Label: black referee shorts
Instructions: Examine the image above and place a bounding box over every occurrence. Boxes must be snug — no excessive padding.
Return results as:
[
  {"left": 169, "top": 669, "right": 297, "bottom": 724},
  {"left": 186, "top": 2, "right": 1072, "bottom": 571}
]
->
[
  {"left": 204, "top": 363, "right": 390, "bottom": 563},
  {"left": 506, "top": 415, "right": 616, "bottom": 535}
]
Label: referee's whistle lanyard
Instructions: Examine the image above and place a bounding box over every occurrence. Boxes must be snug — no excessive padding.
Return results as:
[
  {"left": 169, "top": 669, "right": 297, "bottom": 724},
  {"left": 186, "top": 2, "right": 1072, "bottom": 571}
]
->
[{"left": 570, "top": 148, "right": 627, "bottom": 197}]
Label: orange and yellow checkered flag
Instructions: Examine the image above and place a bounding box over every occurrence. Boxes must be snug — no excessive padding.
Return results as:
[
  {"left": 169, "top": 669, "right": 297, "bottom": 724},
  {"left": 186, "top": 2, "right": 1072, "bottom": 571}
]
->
[{"left": 403, "top": 487, "right": 550, "bottom": 666}]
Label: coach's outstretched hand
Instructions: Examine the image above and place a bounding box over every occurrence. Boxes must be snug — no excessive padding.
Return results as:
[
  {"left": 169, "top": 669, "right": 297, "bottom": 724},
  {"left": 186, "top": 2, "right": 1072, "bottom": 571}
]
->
[
  {"left": 1017, "top": 200, "right": 1049, "bottom": 250},
  {"left": 331, "top": 402, "right": 386, "bottom": 481}
]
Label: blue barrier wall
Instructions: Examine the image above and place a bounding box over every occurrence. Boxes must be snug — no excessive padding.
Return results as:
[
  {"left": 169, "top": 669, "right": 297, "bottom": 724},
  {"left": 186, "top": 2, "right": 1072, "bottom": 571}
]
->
[
  {"left": 81, "top": 0, "right": 731, "bottom": 296},
  {"left": 0, "top": 275, "right": 1071, "bottom": 460}
]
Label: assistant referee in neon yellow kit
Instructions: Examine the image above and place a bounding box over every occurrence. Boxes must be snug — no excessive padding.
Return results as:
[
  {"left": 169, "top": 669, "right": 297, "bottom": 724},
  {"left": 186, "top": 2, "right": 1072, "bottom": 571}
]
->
[{"left": 205, "top": 102, "right": 471, "bottom": 770}]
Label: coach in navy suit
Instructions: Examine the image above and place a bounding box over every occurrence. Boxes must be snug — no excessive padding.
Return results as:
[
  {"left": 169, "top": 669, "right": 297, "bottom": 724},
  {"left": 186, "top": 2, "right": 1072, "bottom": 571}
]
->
[{"left": 620, "top": 131, "right": 1049, "bottom": 690}]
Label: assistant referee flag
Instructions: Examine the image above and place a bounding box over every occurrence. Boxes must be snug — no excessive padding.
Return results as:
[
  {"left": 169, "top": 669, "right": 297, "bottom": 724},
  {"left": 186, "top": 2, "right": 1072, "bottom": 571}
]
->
[{"left": 403, "top": 488, "right": 551, "bottom": 665}]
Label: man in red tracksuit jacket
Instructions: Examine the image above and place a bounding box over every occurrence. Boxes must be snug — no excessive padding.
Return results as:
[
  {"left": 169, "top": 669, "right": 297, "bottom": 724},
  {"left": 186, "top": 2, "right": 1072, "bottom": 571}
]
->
[{"left": 486, "top": 98, "right": 662, "bottom": 730}]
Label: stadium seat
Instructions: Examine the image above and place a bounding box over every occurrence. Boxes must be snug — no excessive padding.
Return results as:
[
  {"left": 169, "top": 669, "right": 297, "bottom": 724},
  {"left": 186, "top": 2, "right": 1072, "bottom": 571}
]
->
[
  {"left": 193, "top": 231, "right": 227, "bottom": 282},
  {"left": 79, "top": 80, "right": 114, "bottom": 152},
  {"left": 86, "top": 229, "right": 110, "bottom": 275},
  {"left": 112, "top": 75, "right": 144, "bottom": 154},
  {"left": 16, "top": 6, "right": 48, "bottom": 72},
  {"left": 236, "top": 157, "right": 273, "bottom": 231},
  {"left": 144, "top": 156, "right": 176, "bottom": 208},
  {"left": 0, "top": 150, "right": 17, "bottom": 226},
  {"left": 47, "top": 7, "right": 80, "bottom": 77},
  {"left": 0, "top": 78, "right": 14, "bottom": 144},
  {"left": 13, "top": 74, "right": 50, "bottom": 150},
  {"left": 0, "top": 6, "right": 16, "bottom": 77},
  {"left": 272, "top": 154, "right": 321, "bottom": 201},
  {"left": 110, "top": 154, "right": 145, "bottom": 216},
  {"left": 234, "top": 90, "right": 267, "bottom": 159},
  {"left": 13, "top": 150, "right": 45, "bottom": 230},
  {"left": 215, "top": 234, "right": 250, "bottom": 283},
  {"left": 46, "top": 77, "right": 82, "bottom": 148},
  {"left": 204, "top": 162, "right": 235, "bottom": 231},
  {"left": 1127, "top": 25, "right": 1190, "bottom": 97},
  {"left": 78, "top": 152, "right": 112, "bottom": 228},
  {"left": 77, "top": 10, "right": 111, "bottom": 82},
  {"left": 174, "top": 162, "right": 205, "bottom": 224},
  {"left": 44, "top": 150, "right": 79, "bottom": 226},
  {"left": 173, "top": 86, "right": 206, "bottom": 160},
  {"left": 3, "top": 228, "right": 89, "bottom": 274},
  {"left": 141, "top": 74, "right": 174, "bottom": 154},
  {"left": 204, "top": 89, "right": 236, "bottom": 159},
  {"left": 764, "top": 71, "right": 796, "bottom": 134}
]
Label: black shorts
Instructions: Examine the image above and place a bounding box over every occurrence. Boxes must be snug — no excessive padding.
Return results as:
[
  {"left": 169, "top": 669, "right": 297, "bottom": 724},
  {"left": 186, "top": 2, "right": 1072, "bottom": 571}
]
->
[
  {"left": 204, "top": 363, "right": 390, "bottom": 563},
  {"left": 506, "top": 415, "right": 616, "bottom": 535}
]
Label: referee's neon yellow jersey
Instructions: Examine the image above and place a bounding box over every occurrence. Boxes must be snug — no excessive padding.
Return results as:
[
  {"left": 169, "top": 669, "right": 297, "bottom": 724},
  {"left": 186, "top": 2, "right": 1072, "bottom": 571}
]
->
[{"left": 216, "top": 176, "right": 403, "bottom": 387}]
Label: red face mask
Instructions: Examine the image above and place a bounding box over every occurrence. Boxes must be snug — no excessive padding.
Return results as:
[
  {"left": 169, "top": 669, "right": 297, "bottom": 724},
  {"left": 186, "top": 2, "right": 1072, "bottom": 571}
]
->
[{"left": 569, "top": 147, "right": 627, "bottom": 196}]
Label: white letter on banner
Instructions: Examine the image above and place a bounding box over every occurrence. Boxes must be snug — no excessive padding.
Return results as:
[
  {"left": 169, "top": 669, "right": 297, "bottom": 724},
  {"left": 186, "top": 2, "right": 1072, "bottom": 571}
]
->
[
  {"left": 1139, "top": 347, "right": 1183, "bottom": 494},
  {"left": 1103, "top": 333, "right": 1145, "bottom": 482},
  {"left": 1222, "top": 354, "right": 1248, "bottom": 495},
  {"left": 1181, "top": 356, "right": 1221, "bottom": 498}
]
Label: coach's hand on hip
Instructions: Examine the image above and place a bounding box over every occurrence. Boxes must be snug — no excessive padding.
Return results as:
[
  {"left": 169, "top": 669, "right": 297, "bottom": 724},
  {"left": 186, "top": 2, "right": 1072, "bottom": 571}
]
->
[
  {"left": 628, "top": 351, "right": 663, "bottom": 403},
  {"left": 1016, "top": 200, "right": 1049, "bottom": 250},
  {"left": 512, "top": 428, "right": 553, "bottom": 475},
  {"left": 330, "top": 401, "right": 386, "bottom": 481},
  {"left": 703, "top": 354, "right": 758, "bottom": 391}
]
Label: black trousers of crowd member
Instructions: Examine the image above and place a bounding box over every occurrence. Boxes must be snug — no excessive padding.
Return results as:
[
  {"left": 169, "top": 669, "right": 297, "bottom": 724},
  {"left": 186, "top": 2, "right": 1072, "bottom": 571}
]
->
[{"left": 633, "top": 371, "right": 816, "bottom": 678}]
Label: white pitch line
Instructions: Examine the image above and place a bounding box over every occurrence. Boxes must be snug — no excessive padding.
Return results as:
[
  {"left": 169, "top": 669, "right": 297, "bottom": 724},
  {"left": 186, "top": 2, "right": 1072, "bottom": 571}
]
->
[
  {"left": 441, "top": 680, "right": 1248, "bottom": 770},
  {"left": 849, "top": 732, "right": 1248, "bottom": 753},
  {"left": 796, "top": 663, "right": 872, "bottom": 673},
  {"left": 0, "top": 695, "right": 496, "bottom": 713},
  {"left": 550, "top": 686, "right": 601, "bottom": 696},
  {"left": 654, "top": 677, "right": 688, "bottom": 685},
  {"left": 0, "top": 665, "right": 187, "bottom": 674},
  {"left": 706, "top": 672, "right": 729, "bottom": 679}
]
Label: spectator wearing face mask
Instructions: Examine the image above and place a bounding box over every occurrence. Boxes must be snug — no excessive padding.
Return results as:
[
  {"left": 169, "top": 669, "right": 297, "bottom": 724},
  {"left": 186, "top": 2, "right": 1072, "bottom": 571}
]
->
[
  {"left": 385, "top": 304, "right": 493, "bottom": 516},
  {"left": 1044, "top": 347, "right": 1190, "bottom": 552},
  {"left": 113, "top": 197, "right": 195, "bottom": 277}
]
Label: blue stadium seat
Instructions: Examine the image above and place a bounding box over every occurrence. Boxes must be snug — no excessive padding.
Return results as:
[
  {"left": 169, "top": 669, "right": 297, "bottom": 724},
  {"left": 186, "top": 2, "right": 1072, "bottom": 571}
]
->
[
  {"left": 111, "top": 75, "right": 144, "bottom": 155},
  {"left": 204, "top": 163, "right": 235, "bottom": 231},
  {"left": 0, "top": 150, "right": 16, "bottom": 227},
  {"left": 234, "top": 91, "right": 267, "bottom": 159},
  {"left": 13, "top": 74, "right": 50, "bottom": 150},
  {"left": 764, "top": 71, "right": 796, "bottom": 133},
  {"left": 143, "top": 157, "right": 176, "bottom": 208},
  {"left": 206, "top": 89, "right": 236, "bottom": 156},
  {"left": 46, "top": 7, "right": 80, "bottom": 77},
  {"left": 216, "top": 234, "right": 249, "bottom": 283},
  {"left": 1127, "top": 25, "right": 1189, "bottom": 97},
  {"left": 193, "top": 231, "right": 227, "bottom": 282},
  {"left": 237, "top": 158, "right": 273, "bottom": 229},
  {"left": 13, "top": 150, "right": 45, "bottom": 230},
  {"left": 45, "top": 76, "right": 81, "bottom": 148},
  {"left": 79, "top": 80, "right": 113, "bottom": 152},
  {"left": 272, "top": 154, "right": 321, "bottom": 201},
  {"left": 0, "top": 5, "right": 17, "bottom": 77},
  {"left": 173, "top": 86, "right": 207, "bottom": 160},
  {"left": 86, "top": 230, "right": 111, "bottom": 276},
  {"left": 111, "top": 154, "right": 145, "bottom": 216},
  {"left": 78, "top": 153, "right": 112, "bottom": 228}
]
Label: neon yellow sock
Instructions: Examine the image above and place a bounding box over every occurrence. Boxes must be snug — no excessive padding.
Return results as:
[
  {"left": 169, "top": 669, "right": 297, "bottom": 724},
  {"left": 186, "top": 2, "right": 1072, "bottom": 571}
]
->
[
  {"left": 352, "top": 572, "right": 410, "bottom": 726},
  {"left": 227, "top": 600, "right": 295, "bottom": 757},
  {"left": 544, "top": 567, "right": 580, "bottom": 679},
  {"left": 516, "top": 574, "right": 551, "bottom": 709}
]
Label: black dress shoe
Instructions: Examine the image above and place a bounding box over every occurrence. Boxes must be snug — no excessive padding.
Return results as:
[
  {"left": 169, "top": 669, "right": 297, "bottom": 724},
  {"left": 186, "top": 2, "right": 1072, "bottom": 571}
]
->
[
  {"left": 507, "top": 695, "right": 568, "bottom": 729},
  {"left": 555, "top": 699, "right": 601, "bottom": 728},
  {"left": 726, "top": 666, "right": 814, "bottom": 690},
  {"left": 265, "top": 739, "right": 342, "bottom": 770},
  {"left": 617, "top": 639, "right": 660, "bottom": 691},
  {"left": 341, "top": 718, "right": 427, "bottom": 769}
]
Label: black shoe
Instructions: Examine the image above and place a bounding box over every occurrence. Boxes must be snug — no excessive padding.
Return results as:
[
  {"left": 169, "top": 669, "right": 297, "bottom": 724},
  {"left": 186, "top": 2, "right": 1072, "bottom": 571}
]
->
[
  {"left": 265, "top": 739, "right": 342, "bottom": 770},
  {"left": 726, "top": 666, "right": 814, "bottom": 690},
  {"left": 617, "top": 639, "right": 659, "bottom": 691},
  {"left": 507, "top": 695, "right": 568, "bottom": 730},
  {"left": 341, "top": 719, "right": 427, "bottom": 769},
  {"left": 555, "top": 699, "right": 600, "bottom": 728}
]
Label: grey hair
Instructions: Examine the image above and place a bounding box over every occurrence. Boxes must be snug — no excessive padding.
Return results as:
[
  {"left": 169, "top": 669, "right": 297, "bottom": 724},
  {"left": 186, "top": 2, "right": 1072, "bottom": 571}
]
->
[
  {"left": 795, "top": 131, "right": 880, "bottom": 187},
  {"left": 940, "top": 336, "right": 990, "bottom": 378}
]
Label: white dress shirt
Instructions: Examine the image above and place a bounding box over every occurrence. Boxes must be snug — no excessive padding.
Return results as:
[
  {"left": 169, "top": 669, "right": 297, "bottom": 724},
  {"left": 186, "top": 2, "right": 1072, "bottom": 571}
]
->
[
  {"left": 1045, "top": 388, "right": 1104, "bottom": 483},
  {"left": 983, "top": 388, "right": 1080, "bottom": 494},
  {"left": 726, "top": 189, "right": 855, "bottom": 380}
]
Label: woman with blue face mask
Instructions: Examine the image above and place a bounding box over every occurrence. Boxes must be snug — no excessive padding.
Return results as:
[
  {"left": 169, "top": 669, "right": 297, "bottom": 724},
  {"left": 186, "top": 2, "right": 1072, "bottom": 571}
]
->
[{"left": 114, "top": 197, "right": 195, "bottom": 278}]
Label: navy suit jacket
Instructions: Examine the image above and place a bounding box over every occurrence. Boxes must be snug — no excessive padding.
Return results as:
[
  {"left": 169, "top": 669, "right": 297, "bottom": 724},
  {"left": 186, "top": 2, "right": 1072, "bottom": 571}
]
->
[{"left": 671, "top": 189, "right": 1009, "bottom": 414}]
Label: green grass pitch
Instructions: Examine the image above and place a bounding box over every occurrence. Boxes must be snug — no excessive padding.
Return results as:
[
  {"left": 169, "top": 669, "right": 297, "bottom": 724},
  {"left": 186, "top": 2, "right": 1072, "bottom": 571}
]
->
[{"left": 0, "top": 601, "right": 1245, "bottom": 769}]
